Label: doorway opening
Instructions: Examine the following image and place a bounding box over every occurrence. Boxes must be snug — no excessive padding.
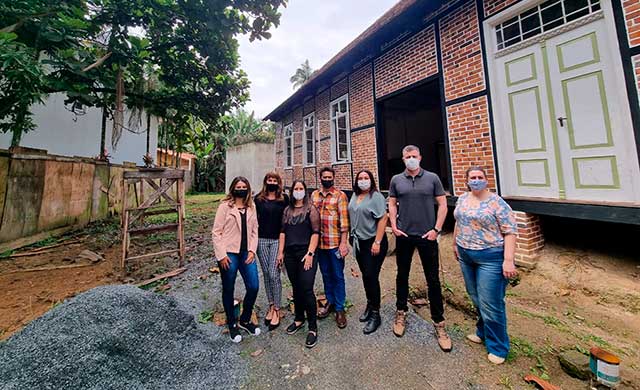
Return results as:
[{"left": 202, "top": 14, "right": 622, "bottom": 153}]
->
[{"left": 377, "top": 79, "right": 451, "bottom": 191}]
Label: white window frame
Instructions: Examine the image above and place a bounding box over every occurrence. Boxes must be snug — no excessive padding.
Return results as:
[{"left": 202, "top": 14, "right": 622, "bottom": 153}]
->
[
  {"left": 283, "top": 123, "right": 293, "bottom": 168},
  {"left": 303, "top": 112, "right": 316, "bottom": 166},
  {"left": 330, "top": 95, "right": 351, "bottom": 163}
]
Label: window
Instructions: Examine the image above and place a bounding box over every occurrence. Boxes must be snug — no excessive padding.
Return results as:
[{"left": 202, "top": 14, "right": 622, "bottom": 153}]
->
[
  {"left": 303, "top": 112, "right": 315, "bottom": 166},
  {"left": 283, "top": 123, "right": 293, "bottom": 168},
  {"left": 496, "top": 0, "right": 601, "bottom": 50},
  {"left": 330, "top": 95, "right": 351, "bottom": 162}
]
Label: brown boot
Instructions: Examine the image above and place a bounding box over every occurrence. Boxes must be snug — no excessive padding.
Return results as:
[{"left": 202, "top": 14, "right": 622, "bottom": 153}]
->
[
  {"left": 392, "top": 310, "right": 407, "bottom": 337},
  {"left": 434, "top": 321, "right": 452, "bottom": 352},
  {"left": 317, "top": 303, "right": 334, "bottom": 319},
  {"left": 335, "top": 310, "right": 347, "bottom": 328}
]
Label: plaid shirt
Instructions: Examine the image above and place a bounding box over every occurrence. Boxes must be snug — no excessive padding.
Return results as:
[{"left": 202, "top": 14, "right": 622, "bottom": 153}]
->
[{"left": 311, "top": 188, "right": 350, "bottom": 249}]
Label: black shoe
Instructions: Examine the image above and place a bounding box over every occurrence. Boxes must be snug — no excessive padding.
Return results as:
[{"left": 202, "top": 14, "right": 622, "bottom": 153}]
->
[
  {"left": 363, "top": 310, "right": 381, "bottom": 335},
  {"left": 286, "top": 321, "right": 305, "bottom": 335},
  {"left": 305, "top": 331, "right": 318, "bottom": 348},
  {"left": 229, "top": 324, "right": 242, "bottom": 343},
  {"left": 268, "top": 316, "right": 281, "bottom": 331},
  {"left": 238, "top": 321, "right": 261, "bottom": 336},
  {"left": 359, "top": 305, "right": 372, "bottom": 322}
]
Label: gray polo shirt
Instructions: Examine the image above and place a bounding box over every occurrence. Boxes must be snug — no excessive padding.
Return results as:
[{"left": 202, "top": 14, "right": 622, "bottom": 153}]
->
[{"left": 389, "top": 169, "right": 445, "bottom": 236}]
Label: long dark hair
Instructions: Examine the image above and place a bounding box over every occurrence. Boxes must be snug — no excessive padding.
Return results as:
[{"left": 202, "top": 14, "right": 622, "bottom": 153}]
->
[
  {"left": 223, "top": 176, "right": 253, "bottom": 207},
  {"left": 283, "top": 180, "right": 311, "bottom": 225},
  {"left": 353, "top": 169, "right": 378, "bottom": 197},
  {"left": 256, "top": 172, "right": 284, "bottom": 201}
]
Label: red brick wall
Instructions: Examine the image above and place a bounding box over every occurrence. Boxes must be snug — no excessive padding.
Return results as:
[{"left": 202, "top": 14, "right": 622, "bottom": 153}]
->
[
  {"left": 331, "top": 78, "right": 349, "bottom": 100},
  {"left": 316, "top": 89, "right": 332, "bottom": 165},
  {"left": 440, "top": 0, "right": 486, "bottom": 102},
  {"left": 483, "top": 0, "right": 519, "bottom": 18},
  {"left": 283, "top": 168, "right": 293, "bottom": 187},
  {"left": 514, "top": 212, "right": 544, "bottom": 266},
  {"left": 351, "top": 127, "right": 379, "bottom": 185},
  {"left": 349, "top": 64, "right": 375, "bottom": 128},
  {"left": 332, "top": 163, "right": 353, "bottom": 190},
  {"left": 446, "top": 95, "right": 496, "bottom": 195},
  {"left": 624, "top": 0, "right": 640, "bottom": 47},
  {"left": 303, "top": 167, "right": 318, "bottom": 188},
  {"left": 374, "top": 25, "right": 438, "bottom": 98}
]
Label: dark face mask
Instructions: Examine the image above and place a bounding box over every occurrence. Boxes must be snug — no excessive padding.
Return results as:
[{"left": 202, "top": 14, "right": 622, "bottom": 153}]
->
[
  {"left": 266, "top": 183, "right": 279, "bottom": 192},
  {"left": 321, "top": 179, "right": 334, "bottom": 189},
  {"left": 233, "top": 189, "right": 248, "bottom": 199}
]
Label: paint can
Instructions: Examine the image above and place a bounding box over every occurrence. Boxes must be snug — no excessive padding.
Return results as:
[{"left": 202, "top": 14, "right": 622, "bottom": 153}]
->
[{"left": 589, "top": 347, "right": 621, "bottom": 388}]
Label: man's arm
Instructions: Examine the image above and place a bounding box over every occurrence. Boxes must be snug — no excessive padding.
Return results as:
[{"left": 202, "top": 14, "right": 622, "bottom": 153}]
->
[{"left": 423, "top": 195, "right": 447, "bottom": 240}]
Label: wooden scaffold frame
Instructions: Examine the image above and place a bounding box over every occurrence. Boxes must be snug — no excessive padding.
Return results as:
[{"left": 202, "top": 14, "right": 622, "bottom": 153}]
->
[{"left": 121, "top": 168, "right": 186, "bottom": 272}]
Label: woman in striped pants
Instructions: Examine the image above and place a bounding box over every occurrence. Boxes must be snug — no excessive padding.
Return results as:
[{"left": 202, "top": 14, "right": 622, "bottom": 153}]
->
[{"left": 254, "top": 173, "right": 289, "bottom": 330}]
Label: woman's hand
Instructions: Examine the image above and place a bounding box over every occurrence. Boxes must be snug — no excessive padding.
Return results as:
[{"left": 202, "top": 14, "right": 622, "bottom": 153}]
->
[
  {"left": 302, "top": 254, "right": 313, "bottom": 271},
  {"left": 218, "top": 256, "right": 230, "bottom": 270},
  {"left": 453, "top": 245, "right": 460, "bottom": 261},
  {"left": 277, "top": 252, "right": 284, "bottom": 269},
  {"left": 245, "top": 251, "right": 255, "bottom": 264},
  {"left": 503, "top": 260, "right": 517, "bottom": 279},
  {"left": 371, "top": 242, "right": 380, "bottom": 256}
]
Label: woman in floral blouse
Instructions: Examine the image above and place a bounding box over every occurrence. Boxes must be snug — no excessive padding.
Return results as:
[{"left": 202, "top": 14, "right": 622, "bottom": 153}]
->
[{"left": 453, "top": 166, "right": 517, "bottom": 365}]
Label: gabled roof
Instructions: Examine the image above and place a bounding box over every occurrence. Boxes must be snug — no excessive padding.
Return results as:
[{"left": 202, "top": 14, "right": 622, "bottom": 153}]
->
[{"left": 264, "top": 0, "right": 444, "bottom": 121}]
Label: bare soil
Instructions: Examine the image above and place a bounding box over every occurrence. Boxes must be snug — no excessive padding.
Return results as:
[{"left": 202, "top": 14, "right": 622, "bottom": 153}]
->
[{"left": 1, "top": 194, "right": 638, "bottom": 389}]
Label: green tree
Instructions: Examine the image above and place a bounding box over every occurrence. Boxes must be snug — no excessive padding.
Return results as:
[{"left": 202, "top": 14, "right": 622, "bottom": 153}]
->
[{"left": 289, "top": 59, "right": 313, "bottom": 89}]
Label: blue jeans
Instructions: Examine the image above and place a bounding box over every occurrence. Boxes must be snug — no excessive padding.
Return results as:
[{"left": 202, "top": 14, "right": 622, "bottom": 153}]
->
[
  {"left": 317, "top": 248, "right": 346, "bottom": 311},
  {"left": 219, "top": 252, "right": 259, "bottom": 326},
  {"left": 457, "top": 245, "right": 510, "bottom": 358}
]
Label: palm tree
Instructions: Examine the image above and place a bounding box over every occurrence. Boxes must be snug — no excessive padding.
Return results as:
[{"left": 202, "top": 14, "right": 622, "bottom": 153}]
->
[{"left": 289, "top": 59, "right": 314, "bottom": 89}]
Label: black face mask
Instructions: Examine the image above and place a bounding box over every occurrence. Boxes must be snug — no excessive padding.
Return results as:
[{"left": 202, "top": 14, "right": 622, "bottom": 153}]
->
[
  {"left": 321, "top": 179, "right": 334, "bottom": 189},
  {"left": 233, "top": 189, "right": 248, "bottom": 199},
  {"left": 266, "top": 183, "right": 279, "bottom": 192}
]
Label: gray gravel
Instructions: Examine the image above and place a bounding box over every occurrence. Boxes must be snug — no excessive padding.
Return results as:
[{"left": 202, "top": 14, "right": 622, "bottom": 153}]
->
[{"left": 0, "top": 285, "right": 244, "bottom": 390}]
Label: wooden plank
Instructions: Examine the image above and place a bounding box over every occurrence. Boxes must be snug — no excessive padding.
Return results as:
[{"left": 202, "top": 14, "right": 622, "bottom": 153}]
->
[
  {"left": 128, "top": 179, "right": 175, "bottom": 224},
  {"left": 177, "top": 179, "right": 185, "bottom": 266},
  {"left": 126, "top": 207, "right": 177, "bottom": 217},
  {"left": 126, "top": 249, "right": 180, "bottom": 262},
  {"left": 3, "top": 262, "right": 98, "bottom": 275},
  {"left": 137, "top": 266, "right": 187, "bottom": 286},
  {"left": 144, "top": 178, "right": 176, "bottom": 204},
  {"left": 506, "top": 198, "right": 640, "bottom": 225},
  {"left": 128, "top": 223, "right": 178, "bottom": 236},
  {"left": 124, "top": 170, "right": 185, "bottom": 180},
  {"left": 121, "top": 209, "right": 129, "bottom": 270}
]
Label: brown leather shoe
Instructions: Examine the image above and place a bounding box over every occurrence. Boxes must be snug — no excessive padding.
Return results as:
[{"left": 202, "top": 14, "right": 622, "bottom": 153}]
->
[
  {"left": 393, "top": 310, "right": 407, "bottom": 337},
  {"left": 335, "top": 311, "right": 347, "bottom": 328},
  {"left": 317, "top": 304, "right": 334, "bottom": 319},
  {"left": 434, "top": 321, "right": 452, "bottom": 352}
]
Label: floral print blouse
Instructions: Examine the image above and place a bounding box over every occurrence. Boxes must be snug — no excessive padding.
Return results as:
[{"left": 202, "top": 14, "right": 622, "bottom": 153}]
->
[{"left": 453, "top": 192, "right": 517, "bottom": 250}]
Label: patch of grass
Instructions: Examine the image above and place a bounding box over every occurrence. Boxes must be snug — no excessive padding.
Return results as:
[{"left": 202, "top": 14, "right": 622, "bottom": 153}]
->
[
  {"left": 139, "top": 278, "right": 167, "bottom": 291},
  {"left": 0, "top": 249, "right": 14, "bottom": 259},
  {"left": 198, "top": 310, "right": 213, "bottom": 324},
  {"left": 507, "top": 336, "right": 551, "bottom": 380},
  {"left": 497, "top": 375, "right": 514, "bottom": 390},
  {"left": 447, "top": 323, "right": 465, "bottom": 338},
  {"left": 442, "top": 281, "right": 455, "bottom": 294},
  {"left": 29, "top": 237, "right": 58, "bottom": 248}
]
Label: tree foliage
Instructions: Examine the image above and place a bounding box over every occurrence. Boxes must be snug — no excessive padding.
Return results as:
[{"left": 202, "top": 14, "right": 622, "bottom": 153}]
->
[
  {"left": 289, "top": 59, "right": 313, "bottom": 89},
  {"left": 0, "top": 0, "right": 287, "bottom": 146}
]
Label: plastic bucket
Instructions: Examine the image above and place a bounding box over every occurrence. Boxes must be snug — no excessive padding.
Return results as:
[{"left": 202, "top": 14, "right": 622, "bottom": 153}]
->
[{"left": 589, "top": 347, "right": 621, "bottom": 388}]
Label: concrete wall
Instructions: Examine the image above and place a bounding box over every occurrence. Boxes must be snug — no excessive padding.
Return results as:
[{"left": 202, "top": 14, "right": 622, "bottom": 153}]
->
[
  {"left": 0, "top": 93, "right": 158, "bottom": 166},
  {"left": 0, "top": 148, "right": 184, "bottom": 245},
  {"left": 225, "top": 142, "right": 275, "bottom": 193}
]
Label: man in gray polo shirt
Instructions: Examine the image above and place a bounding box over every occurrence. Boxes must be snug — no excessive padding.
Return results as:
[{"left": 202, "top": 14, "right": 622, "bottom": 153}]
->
[{"left": 388, "top": 145, "right": 451, "bottom": 352}]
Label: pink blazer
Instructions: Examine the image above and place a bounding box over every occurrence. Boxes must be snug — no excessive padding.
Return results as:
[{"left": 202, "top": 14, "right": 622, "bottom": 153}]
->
[{"left": 212, "top": 201, "right": 259, "bottom": 260}]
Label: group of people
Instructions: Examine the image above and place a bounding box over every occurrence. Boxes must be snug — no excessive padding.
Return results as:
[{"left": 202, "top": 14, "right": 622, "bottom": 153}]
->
[{"left": 212, "top": 144, "right": 518, "bottom": 364}]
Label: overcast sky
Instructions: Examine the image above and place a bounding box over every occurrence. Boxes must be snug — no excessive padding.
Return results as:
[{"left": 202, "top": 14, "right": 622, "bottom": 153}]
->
[{"left": 237, "top": 0, "right": 398, "bottom": 119}]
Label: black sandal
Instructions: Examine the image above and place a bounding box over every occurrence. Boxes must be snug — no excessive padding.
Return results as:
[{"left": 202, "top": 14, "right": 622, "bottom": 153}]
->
[{"left": 286, "top": 321, "right": 305, "bottom": 335}]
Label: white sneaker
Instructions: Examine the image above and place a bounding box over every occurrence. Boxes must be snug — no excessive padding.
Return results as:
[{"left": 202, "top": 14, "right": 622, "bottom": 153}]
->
[
  {"left": 466, "top": 334, "right": 482, "bottom": 344},
  {"left": 229, "top": 325, "right": 243, "bottom": 343},
  {"left": 488, "top": 353, "right": 505, "bottom": 364}
]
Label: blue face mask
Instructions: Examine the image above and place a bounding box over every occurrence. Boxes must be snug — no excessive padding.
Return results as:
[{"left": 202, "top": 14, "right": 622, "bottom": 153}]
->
[{"left": 468, "top": 179, "right": 488, "bottom": 191}]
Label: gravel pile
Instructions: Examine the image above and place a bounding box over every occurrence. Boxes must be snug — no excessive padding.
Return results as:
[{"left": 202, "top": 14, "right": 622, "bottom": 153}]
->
[{"left": 0, "top": 285, "right": 244, "bottom": 390}]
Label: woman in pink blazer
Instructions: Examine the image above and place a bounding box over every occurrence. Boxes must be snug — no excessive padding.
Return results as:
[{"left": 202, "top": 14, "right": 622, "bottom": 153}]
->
[{"left": 212, "top": 176, "right": 260, "bottom": 343}]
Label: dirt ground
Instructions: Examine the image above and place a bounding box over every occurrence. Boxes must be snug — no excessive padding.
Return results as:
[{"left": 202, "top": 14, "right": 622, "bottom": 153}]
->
[{"left": 1, "top": 193, "right": 638, "bottom": 389}]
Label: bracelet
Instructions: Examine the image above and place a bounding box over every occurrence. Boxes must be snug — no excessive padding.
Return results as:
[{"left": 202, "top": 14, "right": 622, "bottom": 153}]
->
[{"left": 374, "top": 240, "right": 381, "bottom": 245}]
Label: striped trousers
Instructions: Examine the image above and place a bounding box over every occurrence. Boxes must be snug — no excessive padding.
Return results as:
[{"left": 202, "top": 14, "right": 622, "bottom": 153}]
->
[{"left": 257, "top": 238, "right": 282, "bottom": 308}]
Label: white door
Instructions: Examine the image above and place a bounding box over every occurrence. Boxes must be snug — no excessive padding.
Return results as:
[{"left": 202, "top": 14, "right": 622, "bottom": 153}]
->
[
  {"left": 495, "top": 46, "right": 561, "bottom": 199},
  {"left": 545, "top": 19, "right": 640, "bottom": 202},
  {"left": 490, "top": 0, "right": 640, "bottom": 204}
]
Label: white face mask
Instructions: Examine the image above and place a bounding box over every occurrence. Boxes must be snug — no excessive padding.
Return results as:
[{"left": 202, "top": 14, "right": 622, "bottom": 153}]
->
[
  {"left": 292, "top": 190, "right": 306, "bottom": 201},
  {"left": 404, "top": 156, "right": 420, "bottom": 170},
  {"left": 357, "top": 179, "right": 371, "bottom": 191}
]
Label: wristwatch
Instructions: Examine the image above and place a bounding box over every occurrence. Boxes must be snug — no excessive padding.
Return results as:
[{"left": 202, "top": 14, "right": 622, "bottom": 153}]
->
[
  {"left": 433, "top": 227, "right": 441, "bottom": 234},
  {"left": 374, "top": 240, "right": 382, "bottom": 245},
  {"left": 307, "top": 251, "right": 314, "bottom": 257}
]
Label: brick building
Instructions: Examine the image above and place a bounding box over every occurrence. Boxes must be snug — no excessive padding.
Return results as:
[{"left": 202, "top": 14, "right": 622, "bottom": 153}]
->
[{"left": 265, "top": 0, "right": 640, "bottom": 263}]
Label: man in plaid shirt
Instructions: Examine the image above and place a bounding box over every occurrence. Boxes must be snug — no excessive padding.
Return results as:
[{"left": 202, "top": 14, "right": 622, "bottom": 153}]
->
[{"left": 311, "top": 167, "right": 350, "bottom": 328}]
